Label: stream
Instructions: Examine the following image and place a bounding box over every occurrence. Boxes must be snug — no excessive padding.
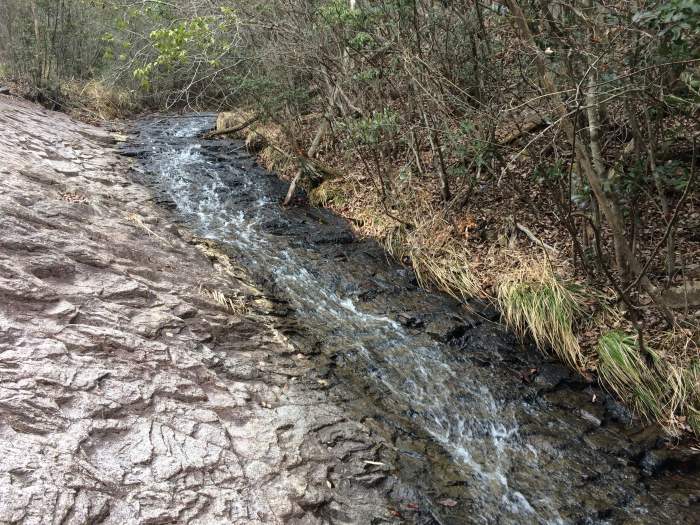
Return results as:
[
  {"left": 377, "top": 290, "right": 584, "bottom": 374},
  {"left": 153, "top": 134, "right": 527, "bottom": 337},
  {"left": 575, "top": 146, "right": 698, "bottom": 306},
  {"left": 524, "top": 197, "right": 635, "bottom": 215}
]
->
[{"left": 123, "top": 114, "right": 699, "bottom": 525}]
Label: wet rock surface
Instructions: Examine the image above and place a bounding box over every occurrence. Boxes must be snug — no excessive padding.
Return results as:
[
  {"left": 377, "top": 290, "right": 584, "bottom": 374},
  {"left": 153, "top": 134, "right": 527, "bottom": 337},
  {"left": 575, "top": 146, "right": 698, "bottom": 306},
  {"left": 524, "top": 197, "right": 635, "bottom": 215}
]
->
[{"left": 0, "top": 97, "right": 410, "bottom": 524}]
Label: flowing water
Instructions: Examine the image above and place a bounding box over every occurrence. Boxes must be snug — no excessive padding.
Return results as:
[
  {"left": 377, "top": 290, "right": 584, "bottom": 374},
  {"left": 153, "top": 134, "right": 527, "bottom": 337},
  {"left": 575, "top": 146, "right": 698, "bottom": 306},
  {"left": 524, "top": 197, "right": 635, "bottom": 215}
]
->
[{"left": 124, "top": 115, "right": 699, "bottom": 524}]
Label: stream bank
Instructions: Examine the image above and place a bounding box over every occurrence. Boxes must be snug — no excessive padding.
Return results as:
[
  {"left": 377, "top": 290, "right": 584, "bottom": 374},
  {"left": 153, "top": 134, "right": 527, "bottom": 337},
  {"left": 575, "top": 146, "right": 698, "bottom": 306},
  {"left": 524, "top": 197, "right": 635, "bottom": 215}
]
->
[
  {"left": 0, "top": 96, "right": 698, "bottom": 524},
  {"left": 123, "top": 114, "right": 699, "bottom": 524}
]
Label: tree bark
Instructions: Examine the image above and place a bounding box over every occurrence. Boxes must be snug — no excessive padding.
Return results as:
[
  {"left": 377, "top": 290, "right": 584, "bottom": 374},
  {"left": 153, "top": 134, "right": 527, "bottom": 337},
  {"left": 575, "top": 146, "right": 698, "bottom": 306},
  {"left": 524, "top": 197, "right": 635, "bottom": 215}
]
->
[{"left": 30, "top": 0, "right": 43, "bottom": 85}]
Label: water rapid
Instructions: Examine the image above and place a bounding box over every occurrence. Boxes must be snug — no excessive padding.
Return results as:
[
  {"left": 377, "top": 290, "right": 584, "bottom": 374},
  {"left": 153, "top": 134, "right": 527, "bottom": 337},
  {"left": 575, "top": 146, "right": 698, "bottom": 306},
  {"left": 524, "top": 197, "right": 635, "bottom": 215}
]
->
[{"left": 124, "top": 114, "right": 699, "bottom": 525}]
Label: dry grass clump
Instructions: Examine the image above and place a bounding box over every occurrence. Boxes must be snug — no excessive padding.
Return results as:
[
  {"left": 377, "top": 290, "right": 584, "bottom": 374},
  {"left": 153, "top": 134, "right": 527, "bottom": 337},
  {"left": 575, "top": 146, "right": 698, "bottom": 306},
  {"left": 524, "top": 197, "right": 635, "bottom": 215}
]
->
[
  {"left": 597, "top": 331, "right": 667, "bottom": 421},
  {"left": 309, "top": 180, "right": 347, "bottom": 208},
  {"left": 200, "top": 285, "right": 247, "bottom": 314},
  {"left": 412, "top": 247, "right": 482, "bottom": 302},
  {"left": 388, "top": 226, "right": 482, "bottom": 301},
  {"left": 259, "top": 144, "right": 294, "bottom": 175},
  {"left": 64, "top": 79, "right": 138, "bottom": 120},
  {"left": 688, "top": 366, "right": 700, "bottom": 436},
  {"left": 341, "top": 184, "right": 482, "bottom": 300},
  {"left": 597, "top": 330, "right": 700, "bottom": 436},
  {"left": 215, "top": 109, "right": 257, "bottom": 138},
  {"left": 497, "top": 263, "right": 588, "bottom": 370},
  {"left": 648, "top": 329, "right": 700, "bottom": 435}
]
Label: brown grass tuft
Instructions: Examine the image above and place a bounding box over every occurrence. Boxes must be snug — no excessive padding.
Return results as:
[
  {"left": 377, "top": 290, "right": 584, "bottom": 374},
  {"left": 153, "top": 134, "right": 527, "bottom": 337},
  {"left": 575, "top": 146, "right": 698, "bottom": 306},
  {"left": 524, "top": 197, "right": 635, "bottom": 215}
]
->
[{"left": 497, "top": 263, "right": 588, "bottom": 370}]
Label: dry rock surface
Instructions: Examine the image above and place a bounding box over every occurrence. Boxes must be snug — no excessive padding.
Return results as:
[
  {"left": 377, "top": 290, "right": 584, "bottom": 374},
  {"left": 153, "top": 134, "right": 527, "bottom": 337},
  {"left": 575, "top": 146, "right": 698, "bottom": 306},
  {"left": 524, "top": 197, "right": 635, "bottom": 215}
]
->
[{"left": 0, "top": 96, "right": 403, "bottom": 524}]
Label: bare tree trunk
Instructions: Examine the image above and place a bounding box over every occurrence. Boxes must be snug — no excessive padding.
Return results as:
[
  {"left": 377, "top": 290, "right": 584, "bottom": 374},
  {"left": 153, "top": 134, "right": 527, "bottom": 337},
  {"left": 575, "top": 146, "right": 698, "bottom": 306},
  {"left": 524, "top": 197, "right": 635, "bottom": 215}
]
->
[
  {"left": 421, "top": 106, "right": 450, "bottom": 203},
  {"left": 308, "top": 86, "right": 339, "bottom": 158},
  {"left": 283, "top": 169, "right": 303, "bottom": 206},
  {"left": 308, "top": 119, "right": 329, "bottom": 159},
  {"left": 30, "top": 0, "right": 43, "bottom": 85},
  {"left": 585, "top": 73, "right": 625, "bottom": 272}
]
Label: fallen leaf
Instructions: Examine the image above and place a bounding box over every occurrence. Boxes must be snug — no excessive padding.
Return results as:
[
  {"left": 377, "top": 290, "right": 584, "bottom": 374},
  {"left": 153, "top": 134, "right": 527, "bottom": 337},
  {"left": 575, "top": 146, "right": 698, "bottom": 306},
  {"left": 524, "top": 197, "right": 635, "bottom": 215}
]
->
[{"left": 438, "top": 498, "right": 458, "bottom": 507}]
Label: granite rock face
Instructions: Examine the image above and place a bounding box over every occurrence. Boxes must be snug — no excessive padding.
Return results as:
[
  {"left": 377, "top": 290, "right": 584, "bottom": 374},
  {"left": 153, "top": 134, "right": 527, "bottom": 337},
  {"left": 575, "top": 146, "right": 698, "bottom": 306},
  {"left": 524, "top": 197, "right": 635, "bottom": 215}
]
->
[{"left": 0, "top": 96, "right": 401, "bottom": 524}]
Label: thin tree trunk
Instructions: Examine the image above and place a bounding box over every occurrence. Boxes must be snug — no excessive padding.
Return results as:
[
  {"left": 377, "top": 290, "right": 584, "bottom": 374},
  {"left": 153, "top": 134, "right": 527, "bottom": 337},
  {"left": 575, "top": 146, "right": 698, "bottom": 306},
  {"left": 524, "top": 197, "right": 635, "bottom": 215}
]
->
[
  {"left": 585, "top": 73, "right": 625, "bottom": 272},
  {"left": 644, "top": 111, "right": 675, "bottom": 281},
  {"left": 421, "top": 107, "right": 450, "bottom": 203},
  {"left": 283, "top": 169, "right": 303, "bottom": 206},
  {"left": 308, "top": 119, "right": 329, "bottom": 159},
  {"left": 504, "top": 0, "right": 674, "bottom": 323},
  {"left": 30, "top": 0, "right": 42, "bottom": 86}
]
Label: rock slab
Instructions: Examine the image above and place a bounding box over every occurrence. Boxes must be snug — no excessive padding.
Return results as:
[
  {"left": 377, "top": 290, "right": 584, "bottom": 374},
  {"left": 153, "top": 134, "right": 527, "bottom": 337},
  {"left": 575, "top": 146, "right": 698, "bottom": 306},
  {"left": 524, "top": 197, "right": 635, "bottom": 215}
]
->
[{"left": 0, "top": 96, "right": 403, "bottom": 524}]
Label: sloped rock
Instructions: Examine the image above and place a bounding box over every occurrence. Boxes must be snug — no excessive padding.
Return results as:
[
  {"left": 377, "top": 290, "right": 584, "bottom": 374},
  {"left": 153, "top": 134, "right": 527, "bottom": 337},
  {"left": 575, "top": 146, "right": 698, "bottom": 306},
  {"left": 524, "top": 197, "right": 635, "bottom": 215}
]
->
[{"left": 0, "top": 97, "right": 401, "bottom": 524}]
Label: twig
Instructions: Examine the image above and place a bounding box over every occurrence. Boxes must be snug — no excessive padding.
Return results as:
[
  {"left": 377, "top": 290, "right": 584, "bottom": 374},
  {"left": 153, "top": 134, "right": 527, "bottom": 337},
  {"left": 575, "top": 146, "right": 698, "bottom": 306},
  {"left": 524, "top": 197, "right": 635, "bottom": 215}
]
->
[
  {"left": 516, "top": 222, "right": 558, "bottom": 254},
  {"left": 203, "top": 115, "right": 259, "bottom": 139},
  {"left": 282, "top": 169, "right": 303, "bottom": 206},
  {"left": 126, "top": 213, "right": 171, "bottom": 246}
]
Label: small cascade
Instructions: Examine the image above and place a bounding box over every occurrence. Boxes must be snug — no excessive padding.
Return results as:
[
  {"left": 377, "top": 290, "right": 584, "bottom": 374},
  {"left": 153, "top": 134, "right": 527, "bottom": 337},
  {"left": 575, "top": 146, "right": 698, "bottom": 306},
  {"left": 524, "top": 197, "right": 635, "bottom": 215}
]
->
[{"left": 124, "top": 114, "right": 699, "bottom": 525}]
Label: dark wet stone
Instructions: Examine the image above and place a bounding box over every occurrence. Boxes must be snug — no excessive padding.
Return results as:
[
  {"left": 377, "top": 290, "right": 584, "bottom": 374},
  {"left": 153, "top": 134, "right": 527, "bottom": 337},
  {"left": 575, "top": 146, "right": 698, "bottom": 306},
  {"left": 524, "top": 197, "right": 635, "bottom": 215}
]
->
[
  {"left": 396, "top": 312, "right": 425, "bottom": 328},
  {"left": 640, "top": 447, "right": 700, "bottom": 478},
  {"left": 640, "top": 448, "right": 677, "bottom": 476},
  {"left": 579, "top": 409, "right": 603, "bottom": 427},
  {"left": 310, "top": 230, "right": 354, "bottom": 245},
  {"left": 424, "top": 316, "right": 470, "bottom": 342},
  {"left": 119, "top": 146, "right": 149, "bottom": 157},
  {"left": 532, "top": 362, "right": 572, "bottom": 391},
  {"left": 604, "top": 396, "right": 635, "bottom": 424}
]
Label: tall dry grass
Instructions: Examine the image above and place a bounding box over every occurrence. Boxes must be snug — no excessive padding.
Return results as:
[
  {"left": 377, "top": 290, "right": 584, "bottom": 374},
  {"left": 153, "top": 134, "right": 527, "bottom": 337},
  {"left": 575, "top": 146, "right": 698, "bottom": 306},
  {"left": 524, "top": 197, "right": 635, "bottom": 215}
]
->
[
  {"left": 63, "top": 79, "right": 139, "bottom": 120},
  {"left": 497, "top": 263, "right": 588, "bottom": 370},
  {"left": 597, "top": 329, "right": 699, "bottom": 436}
]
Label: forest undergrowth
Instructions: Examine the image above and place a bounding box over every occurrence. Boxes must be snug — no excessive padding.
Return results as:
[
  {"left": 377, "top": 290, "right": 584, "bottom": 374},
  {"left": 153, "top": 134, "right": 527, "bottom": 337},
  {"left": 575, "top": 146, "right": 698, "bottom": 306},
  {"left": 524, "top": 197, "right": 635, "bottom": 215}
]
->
[{"left": 1, "top": 0, "right": 698, "bottom": 439}]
